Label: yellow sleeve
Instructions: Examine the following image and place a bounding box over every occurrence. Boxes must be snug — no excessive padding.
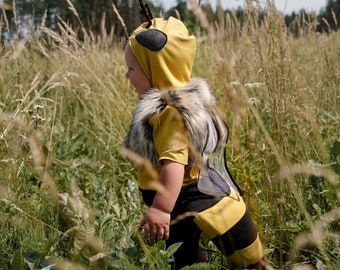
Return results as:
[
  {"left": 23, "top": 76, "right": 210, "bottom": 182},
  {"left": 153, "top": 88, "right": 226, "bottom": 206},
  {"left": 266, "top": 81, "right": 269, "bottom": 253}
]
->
[{"left": 149, "top": 105, "right": 189, "bottom": 165}]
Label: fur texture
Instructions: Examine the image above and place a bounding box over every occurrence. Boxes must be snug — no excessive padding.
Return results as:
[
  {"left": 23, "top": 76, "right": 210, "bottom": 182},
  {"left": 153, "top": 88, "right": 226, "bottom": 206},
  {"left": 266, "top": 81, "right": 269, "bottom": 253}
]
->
[{"left": 123, "top": 78, "right": 229, "bottom": 169}]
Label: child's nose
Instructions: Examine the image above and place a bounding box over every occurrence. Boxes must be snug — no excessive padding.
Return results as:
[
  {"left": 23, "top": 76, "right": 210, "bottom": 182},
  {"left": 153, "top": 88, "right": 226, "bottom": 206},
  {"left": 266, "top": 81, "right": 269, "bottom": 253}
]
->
[{"left": 125, "top": 70, "right": 130, "bottom": 79}]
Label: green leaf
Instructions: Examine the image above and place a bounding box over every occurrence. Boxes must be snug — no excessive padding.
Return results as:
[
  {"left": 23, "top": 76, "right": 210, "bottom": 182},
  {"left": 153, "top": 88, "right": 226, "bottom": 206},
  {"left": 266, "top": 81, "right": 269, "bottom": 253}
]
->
[
  {"left": 163, "top": 242, "right": 183, "bottom": 258},
  {"left": 110, "top": 253, "right": 140, "bottom": 270}
]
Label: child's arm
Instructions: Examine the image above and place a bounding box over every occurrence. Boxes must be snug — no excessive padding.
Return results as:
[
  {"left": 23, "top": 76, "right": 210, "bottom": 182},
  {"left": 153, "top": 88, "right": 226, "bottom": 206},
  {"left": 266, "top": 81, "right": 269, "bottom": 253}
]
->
[{"left": 140, "top": 159, "right": 184, "bottom": 242}]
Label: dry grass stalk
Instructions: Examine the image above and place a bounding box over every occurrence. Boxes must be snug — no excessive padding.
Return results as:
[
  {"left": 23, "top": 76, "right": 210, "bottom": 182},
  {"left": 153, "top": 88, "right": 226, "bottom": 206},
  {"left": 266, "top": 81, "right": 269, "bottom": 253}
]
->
[
  {"left": 322, "top": 18, "right": 331, "bottom": 32},
  {"left": 174, "top": 9, "right": 181, "bottom": 20},
  {"left": 1, "top": 198, "right": 64, "bottom": 234},
  {"left": 121, "top": 148, "right": 165, "bottom": 194},
  {"left": 1, "top": 4, "right": 10, "bottom": 33},
  {"left": 40, "top": 9, "right": 47, "bottom": 28},
  {"left": 188, "top": 0, "right": 209, "bottom": 29},
  {"left": 112, "top": 3, "right": 129, "bottom": 39},
  {"left": 170, "top": 211, "right": 198, "bottom": 225},
  {"left": 0, "top": 1, "right": 22, "bottom": 63},
  {"left": 290, "top": 208, "right": 340, "bottom": 267},
  {"left": 11, "top": 0, "right": 17, "bottom": 29},
  {"left": 331, "top": 9, "right": 338, "bottom": 28},
  {"left": 277, "top": 163, "right": 340, "bottom": 198},
  {"left": 100, "top": 12, "right": 107, "bottom": 43},
  {"left": 66, "top": 0, "right": 87, "bottom": 39},
  {"left": 135, "top": 229, "right": 157, "bottom": 270},
  {"left": 188, "top": 0, "right": 216, "bottom": 39}
]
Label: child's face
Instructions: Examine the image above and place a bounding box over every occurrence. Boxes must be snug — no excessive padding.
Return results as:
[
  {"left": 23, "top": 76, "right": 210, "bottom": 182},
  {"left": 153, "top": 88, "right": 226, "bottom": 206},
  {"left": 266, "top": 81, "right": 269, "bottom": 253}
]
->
[{"left": 124, "top": 44, "right": 152, "bottom": 99}]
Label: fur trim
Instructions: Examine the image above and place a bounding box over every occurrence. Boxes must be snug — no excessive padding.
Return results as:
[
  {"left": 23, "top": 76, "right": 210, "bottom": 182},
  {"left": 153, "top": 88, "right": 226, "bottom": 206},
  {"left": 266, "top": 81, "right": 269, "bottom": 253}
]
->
[{"left": 124, "top": 78, "right": 228, "bottom": 168}]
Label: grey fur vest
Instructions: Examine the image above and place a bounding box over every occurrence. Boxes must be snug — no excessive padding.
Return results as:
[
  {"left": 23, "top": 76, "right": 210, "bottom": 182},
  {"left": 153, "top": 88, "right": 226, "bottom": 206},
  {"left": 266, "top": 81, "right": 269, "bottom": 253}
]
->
[
  {"left": 123, "top": 78, "right": 227, "bottom": 166},
  {"left": 123, "top": 78, "right": 241, "bottom": 195}
]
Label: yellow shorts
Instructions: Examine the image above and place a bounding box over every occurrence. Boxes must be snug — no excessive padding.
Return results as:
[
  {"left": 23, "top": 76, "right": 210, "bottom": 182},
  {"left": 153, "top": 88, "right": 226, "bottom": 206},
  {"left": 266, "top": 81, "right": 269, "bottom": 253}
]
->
[{"left": 194, "top": 189, "right": 265, "bottom": 266}]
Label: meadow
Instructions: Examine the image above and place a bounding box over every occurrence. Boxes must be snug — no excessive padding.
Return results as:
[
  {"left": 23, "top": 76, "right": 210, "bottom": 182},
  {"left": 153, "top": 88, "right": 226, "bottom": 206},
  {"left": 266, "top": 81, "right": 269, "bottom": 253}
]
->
[{"left": 0, "top": 1, "right": 339, "bottom": 269}]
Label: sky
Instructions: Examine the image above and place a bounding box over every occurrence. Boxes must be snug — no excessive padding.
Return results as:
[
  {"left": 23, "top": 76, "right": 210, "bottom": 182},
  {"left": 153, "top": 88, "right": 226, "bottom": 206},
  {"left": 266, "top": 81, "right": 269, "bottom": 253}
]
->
[{"left": 153, "top": 0, "right": 328, "bottom": 14}]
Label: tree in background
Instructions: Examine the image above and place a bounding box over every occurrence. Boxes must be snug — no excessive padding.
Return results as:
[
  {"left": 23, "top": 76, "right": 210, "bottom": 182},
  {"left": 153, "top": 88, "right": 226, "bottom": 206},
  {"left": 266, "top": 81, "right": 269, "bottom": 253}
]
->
[
  {"left": 318, "top": 0, "right": 340, "bottom": 32},
  {"left": 1, "top": 0, "right": 154, "bottom": 42},
  {"left": 284, "top": 0, "right": 340, "bottom": 35},
  {"left": 1, "top": 0, "right": 338, "bottom": 47}
]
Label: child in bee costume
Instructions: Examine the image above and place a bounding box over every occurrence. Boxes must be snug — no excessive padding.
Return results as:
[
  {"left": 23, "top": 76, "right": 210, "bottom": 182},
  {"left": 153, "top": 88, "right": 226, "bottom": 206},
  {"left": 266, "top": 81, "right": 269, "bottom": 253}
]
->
[{"left": 123, "top": 4, "right": 266, "bottom": 269}]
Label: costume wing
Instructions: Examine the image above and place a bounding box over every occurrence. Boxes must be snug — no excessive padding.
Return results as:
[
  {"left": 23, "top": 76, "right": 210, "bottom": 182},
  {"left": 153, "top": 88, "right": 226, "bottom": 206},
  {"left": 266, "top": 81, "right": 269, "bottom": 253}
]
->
[{"left": 198, "top": 147, "right": 241, "bottom": 196}]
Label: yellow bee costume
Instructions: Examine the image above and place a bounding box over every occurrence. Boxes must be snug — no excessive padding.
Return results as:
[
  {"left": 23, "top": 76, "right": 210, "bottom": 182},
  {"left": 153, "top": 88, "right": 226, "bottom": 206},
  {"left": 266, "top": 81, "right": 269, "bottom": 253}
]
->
[{"left": 124, "top": 15, "right": 265, "bottom": 269}]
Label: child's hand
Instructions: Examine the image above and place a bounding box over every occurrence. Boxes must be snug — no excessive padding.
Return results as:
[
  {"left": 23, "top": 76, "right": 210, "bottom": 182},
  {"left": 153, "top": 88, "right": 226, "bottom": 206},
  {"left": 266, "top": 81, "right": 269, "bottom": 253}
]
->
[{"left": 140, "top": 206, "right": 170, "bottom": 243}]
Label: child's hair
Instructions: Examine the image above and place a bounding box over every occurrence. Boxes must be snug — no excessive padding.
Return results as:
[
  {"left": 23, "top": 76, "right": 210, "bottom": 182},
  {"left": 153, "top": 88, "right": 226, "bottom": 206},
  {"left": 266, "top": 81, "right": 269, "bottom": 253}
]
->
[{"left": 128, "top": 14, "right": 196, "bottom": 89}]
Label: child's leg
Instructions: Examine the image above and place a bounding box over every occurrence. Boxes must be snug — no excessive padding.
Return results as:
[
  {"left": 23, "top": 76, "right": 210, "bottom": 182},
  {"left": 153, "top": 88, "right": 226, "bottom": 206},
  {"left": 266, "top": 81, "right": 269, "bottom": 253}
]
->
[
  {"left": 194, "top": 190, "right": 265, "bottom": 268},
  {"left": 210, "top": 209, "right": 265, "bottom": 267},
  {"left": 166, "top": 216, "right": 201, "bottom": 269}
]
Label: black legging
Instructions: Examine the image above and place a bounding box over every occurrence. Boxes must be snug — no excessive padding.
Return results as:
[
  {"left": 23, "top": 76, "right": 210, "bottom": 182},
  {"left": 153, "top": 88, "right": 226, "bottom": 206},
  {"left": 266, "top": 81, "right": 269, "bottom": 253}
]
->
[
  {"left": 166, "top": 215, "right": 201, "bottom": 269},
  {"left": 141, "top": 182, "right": 222, "bottom": 268},
  {"left": 140, "top": 182, "right": 264, "bottom": 268}
]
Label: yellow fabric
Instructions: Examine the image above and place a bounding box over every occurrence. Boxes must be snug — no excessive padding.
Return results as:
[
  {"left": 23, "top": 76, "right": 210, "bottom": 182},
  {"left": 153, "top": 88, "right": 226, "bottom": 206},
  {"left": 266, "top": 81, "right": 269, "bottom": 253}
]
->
[
  {"left": 129, "top": 17, "right": 196, "bottom": 89},
  {"left": 227, "top": 234, "right": 265, "bottom": 266},
  {"left": 137, "top": 106, "right": 199, "bottom": 190},
  {"left": 151, "top": 106, "right": 189, "bottom": 165},
  {"left": 193, "top": 189, "right": 246, "bottom": 239}
]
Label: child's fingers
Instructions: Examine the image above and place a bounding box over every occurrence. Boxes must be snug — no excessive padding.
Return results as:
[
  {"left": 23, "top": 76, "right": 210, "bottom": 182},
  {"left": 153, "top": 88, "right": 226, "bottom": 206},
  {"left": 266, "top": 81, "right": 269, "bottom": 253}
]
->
[
  {"left": 156, "top": 226, "right": 165, "bottom": 242},
  {"left": 142, "top": 223, "right": 151, "bottom": 241},
  {"left": 163, "top": 225, "right": 170, "bottom": 240},
  {"left": 141, "top": 223, "right": 169, "bottom": 242},
  {"left": 139, "top": 219, "right": 145, "bottom": 226}
]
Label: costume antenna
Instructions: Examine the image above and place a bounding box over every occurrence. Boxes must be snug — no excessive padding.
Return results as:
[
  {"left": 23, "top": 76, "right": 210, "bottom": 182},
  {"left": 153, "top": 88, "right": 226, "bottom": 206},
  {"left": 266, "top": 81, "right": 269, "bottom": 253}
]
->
[{"left": 139, "top": 0, "right": 153, "bottom": 28}]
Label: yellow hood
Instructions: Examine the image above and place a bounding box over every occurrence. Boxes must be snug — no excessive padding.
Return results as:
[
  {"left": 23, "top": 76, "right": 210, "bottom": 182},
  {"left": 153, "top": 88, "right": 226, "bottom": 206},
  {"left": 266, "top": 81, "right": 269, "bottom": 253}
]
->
[{"left": 129, "top": 16, "right": 196, "bottom": 89}]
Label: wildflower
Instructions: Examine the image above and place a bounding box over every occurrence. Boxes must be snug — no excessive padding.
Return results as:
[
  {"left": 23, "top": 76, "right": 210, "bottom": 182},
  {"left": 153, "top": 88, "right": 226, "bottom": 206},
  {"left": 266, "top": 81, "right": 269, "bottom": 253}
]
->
[
  {"left": 248, "top": 97, "right": 260, "bottom": 106},
  {"left": 244, "top": 82, "right": 263, "bottom": 89},
  {"left": 21, "top": 109, "right": 33, "bottom": 114},
  {"left": 31, "top": 114, "right": 46, "bottom": 122},
  {"left": 33, "top": 104, "right": 44, "bottom": 110},
  {"left": 228, "top": 81, "right": 240, "bottom": 87}
]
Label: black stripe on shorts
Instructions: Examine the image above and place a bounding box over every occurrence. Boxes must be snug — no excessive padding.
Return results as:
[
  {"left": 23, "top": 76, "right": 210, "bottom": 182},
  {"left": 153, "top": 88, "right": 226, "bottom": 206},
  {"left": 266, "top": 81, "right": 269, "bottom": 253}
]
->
[{"left": 211, "top": 209, "right": 258, "bottom": 256}]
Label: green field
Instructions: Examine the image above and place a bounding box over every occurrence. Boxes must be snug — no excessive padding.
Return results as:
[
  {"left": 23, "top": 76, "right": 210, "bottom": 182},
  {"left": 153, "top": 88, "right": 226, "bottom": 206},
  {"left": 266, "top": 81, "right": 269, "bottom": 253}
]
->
[{"left": 0, "top": 2, "right": 339, "bottom": 270}]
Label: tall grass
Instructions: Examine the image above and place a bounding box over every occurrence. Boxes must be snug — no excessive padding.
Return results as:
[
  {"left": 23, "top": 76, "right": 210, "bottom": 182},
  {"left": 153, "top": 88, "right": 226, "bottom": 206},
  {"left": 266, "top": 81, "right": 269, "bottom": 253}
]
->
[
  {"left": 0, "top": 0, "right": 339, "bottom": 269},
  {"left": 191, "top": 1, "right": 339, "bottom": 268}
]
